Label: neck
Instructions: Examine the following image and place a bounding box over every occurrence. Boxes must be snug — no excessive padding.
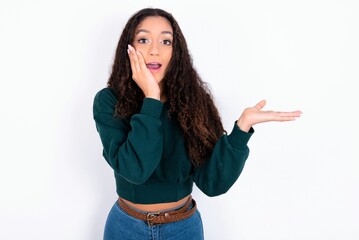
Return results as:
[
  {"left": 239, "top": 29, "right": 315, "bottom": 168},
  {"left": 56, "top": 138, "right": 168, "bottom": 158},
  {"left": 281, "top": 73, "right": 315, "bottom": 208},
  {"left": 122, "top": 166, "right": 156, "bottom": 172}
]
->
[
  {"left": 159, "top": 83, "right": 167, "bottom": 102},
  {"left": 160, "top": 94, "right": 167, "bottom": 103}
]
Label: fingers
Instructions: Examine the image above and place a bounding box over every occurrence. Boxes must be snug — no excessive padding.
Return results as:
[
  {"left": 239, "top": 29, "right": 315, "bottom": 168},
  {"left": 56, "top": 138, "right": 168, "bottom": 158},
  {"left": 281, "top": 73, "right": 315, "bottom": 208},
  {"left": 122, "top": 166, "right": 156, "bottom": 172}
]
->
[
  {"left": 126, "top": 44, "right": 160, "bottom": 98},
  {"left": 254, "top": 100, "right": 266, "bottom": 110},
  {"left": 274, "top": 111, "right": 302, "bottom": 121},
  {"left": 254, "top": 99, "right": 302, "bottom": 119},
  {"left": 128, "top": 44, "right": 151, "bottom": 80},
  {"left": 127, "top": 44, "right": 139, "bottom": 74},
  {"left": 136, "top": 49, "right": 148, "bottom": 74},
  {"left": 128, "top": 44, "right": 146, "bottom": 75},
  {"left": 277, "top": 111, "right": 302, "bottom": 117}
]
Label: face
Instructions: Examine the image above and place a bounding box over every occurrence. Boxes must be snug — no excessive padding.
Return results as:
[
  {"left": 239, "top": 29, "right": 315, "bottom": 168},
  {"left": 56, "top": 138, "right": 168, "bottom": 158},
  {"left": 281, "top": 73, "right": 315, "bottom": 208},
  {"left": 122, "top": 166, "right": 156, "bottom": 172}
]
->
[{"left": 132, "top": 16, "right": 173, "bottom": 85}]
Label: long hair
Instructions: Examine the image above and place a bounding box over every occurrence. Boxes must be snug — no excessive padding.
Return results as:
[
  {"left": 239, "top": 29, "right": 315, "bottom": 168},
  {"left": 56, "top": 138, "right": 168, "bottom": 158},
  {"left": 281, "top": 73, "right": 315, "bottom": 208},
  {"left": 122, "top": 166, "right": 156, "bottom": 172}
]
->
[{"left": 107, "top": 8, "right": 225, "bottom": 167}]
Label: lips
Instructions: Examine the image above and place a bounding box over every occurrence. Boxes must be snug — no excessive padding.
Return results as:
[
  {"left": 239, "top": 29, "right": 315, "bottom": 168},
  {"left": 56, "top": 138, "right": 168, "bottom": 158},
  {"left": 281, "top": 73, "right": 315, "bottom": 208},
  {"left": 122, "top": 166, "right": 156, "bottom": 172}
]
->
[{"left": 146, "top": 63, "right": 162, "bottom": 69}]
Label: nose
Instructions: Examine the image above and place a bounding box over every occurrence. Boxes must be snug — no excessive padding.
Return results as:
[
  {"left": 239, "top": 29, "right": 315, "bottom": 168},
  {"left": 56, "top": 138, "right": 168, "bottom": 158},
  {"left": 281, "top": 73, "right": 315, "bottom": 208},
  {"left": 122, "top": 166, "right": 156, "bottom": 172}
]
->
[{"left": 149, "top": 42, "right": 159, "bottom": 56}]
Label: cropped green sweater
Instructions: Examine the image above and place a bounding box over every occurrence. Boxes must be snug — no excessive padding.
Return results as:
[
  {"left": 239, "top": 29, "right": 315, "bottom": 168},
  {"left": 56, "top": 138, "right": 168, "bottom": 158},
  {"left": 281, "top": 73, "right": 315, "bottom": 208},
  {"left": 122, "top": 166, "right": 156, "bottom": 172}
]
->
[{"left": 93, "top": 88, "right": 254, "bottom": 204}]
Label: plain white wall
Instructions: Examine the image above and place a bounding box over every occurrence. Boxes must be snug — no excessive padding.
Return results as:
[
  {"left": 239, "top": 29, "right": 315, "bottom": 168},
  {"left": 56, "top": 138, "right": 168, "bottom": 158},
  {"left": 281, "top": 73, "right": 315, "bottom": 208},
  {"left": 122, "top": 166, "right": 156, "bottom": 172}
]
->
[{"left": 1, "top": 0, "right": 358, "bottom": 239}]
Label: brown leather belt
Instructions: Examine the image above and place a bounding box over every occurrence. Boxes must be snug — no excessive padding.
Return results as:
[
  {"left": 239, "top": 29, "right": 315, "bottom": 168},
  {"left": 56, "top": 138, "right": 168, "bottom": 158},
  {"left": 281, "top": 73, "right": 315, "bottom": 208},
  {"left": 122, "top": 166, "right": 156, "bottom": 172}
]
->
[{"left": 118, "top": 196, "right": 197, "bottom": 226}]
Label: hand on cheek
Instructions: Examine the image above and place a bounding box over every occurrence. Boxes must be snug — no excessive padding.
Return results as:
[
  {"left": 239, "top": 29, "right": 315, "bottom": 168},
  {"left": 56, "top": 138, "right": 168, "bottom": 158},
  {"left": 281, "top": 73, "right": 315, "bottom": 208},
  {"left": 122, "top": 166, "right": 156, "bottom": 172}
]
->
[{"left": 127, "top": 44, "right": 160, "bottom": 100}]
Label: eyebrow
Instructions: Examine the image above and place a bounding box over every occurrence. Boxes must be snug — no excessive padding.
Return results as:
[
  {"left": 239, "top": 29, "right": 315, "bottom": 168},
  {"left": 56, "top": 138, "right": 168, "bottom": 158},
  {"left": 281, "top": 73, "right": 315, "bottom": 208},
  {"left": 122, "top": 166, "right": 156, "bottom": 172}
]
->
[{"left": 135, "top": 29, "right": 173, "bottom": 36}]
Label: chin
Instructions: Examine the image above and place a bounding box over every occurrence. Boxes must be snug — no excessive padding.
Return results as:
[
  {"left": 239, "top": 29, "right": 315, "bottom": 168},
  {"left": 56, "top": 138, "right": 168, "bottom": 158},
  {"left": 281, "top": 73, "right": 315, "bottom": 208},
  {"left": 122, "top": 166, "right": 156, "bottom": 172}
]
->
[{"left": 156, "top": 76, "right": 165, "bottom": 84}]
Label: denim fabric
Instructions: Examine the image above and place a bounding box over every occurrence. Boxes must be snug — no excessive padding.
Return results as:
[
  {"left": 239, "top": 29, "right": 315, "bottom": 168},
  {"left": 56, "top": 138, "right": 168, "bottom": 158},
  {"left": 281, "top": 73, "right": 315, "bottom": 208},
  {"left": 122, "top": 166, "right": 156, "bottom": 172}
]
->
[{"left": 104, "top": 200, "right": 204, "bottom": 240}]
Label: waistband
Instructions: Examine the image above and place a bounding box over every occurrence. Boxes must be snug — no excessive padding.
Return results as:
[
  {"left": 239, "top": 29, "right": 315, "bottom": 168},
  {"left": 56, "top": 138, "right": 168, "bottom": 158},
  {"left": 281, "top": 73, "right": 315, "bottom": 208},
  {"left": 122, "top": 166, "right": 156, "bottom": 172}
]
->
[
  {"left": 115, "top": 174, "right": 194, "bottom": 204},
  {"left": 118, "top": 196, "right": 197, "bottom": 226}
]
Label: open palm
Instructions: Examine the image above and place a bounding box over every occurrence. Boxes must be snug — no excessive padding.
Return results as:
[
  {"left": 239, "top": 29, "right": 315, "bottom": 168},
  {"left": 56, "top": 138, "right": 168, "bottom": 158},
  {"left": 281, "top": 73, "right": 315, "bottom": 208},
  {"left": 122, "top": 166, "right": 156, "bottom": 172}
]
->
[{"left": 237, "top": 100, "right": 302, "bottom": 132}]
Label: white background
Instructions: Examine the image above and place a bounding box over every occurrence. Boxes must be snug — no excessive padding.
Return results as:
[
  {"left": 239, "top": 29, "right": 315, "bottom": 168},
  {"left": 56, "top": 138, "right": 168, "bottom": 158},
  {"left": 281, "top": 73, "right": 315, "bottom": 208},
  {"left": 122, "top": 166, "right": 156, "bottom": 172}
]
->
[{"left": 1, "top": 0, "right": 358, "bottom": 239}]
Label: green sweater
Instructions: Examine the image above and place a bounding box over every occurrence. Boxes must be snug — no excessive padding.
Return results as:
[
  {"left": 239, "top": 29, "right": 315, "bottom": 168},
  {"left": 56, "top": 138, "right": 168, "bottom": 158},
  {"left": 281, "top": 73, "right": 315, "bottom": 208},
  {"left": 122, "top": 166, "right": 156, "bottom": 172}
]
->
[{"left": 93, "top": 88, "right": 254, "bottom": 204}]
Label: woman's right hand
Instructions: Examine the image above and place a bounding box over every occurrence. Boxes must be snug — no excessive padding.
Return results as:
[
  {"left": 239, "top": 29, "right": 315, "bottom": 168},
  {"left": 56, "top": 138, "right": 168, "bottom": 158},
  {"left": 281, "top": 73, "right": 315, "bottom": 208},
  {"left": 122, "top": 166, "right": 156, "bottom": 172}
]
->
[{"left": 127, "top": 44, "right": 161, "bottom": 100}]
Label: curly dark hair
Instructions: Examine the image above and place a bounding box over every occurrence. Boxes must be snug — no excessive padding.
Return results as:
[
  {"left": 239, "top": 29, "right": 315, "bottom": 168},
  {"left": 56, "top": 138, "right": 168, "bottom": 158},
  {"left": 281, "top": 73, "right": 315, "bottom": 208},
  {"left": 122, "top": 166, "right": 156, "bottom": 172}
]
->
[{"left": 107, "top": 8, "right": 225, "bottom": 167}]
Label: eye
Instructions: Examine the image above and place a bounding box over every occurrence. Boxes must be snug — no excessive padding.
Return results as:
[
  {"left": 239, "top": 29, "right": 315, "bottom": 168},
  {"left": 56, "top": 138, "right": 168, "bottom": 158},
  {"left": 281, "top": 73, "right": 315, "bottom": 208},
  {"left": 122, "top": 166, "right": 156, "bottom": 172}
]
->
[
  {"left": 162, "top": 39, "right": 172, "bottom": 45},
  {"left": 137, "top": 38, "right": 149, "bottom": 44}
]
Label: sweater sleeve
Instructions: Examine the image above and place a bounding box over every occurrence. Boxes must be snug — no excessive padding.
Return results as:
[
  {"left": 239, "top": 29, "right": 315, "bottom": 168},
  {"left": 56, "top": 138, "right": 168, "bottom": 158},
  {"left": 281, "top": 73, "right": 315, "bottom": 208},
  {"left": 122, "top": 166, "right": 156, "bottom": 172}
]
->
[
  {"left": 193, "top": 122, "right": 254, "bottom": 196},
  {"left": 93, "top": 88, "right": 164, "bottom": 185}
]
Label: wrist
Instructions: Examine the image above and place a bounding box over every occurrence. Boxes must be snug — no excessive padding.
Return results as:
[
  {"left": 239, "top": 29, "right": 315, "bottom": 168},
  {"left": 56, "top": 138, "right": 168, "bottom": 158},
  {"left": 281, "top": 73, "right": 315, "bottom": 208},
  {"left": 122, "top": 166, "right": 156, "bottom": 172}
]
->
[
  {"left": 144, "top": 89, "right": 160, "bottom": 100},
  {"left": 236, "top": 116, "right": 252, "bottom": 132},
  {"left": 145, "top": 94, "right": 160, "bottom": 100}
]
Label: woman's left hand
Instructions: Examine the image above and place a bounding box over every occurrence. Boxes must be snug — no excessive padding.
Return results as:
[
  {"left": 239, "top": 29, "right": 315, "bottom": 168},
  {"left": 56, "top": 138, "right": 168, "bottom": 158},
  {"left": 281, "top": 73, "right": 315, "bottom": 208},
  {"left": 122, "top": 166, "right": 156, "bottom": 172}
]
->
[{"left": 237, "top": 100, "right": 302, "bottom": 132}]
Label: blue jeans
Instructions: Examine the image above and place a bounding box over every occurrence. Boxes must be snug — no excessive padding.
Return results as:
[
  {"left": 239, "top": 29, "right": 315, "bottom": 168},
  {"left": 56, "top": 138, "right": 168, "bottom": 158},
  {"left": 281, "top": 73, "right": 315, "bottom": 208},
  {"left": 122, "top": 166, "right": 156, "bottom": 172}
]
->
[{"left": 103, "top": 199, "right": 204, "bottom": 240}]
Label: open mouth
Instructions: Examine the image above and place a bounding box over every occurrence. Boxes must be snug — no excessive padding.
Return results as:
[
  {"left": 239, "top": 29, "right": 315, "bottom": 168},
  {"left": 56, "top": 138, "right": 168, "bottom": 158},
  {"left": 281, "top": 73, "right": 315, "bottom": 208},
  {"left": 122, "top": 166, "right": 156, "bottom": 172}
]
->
[{"left": 146, "top": 63, "right": 162, "bottom": 70}]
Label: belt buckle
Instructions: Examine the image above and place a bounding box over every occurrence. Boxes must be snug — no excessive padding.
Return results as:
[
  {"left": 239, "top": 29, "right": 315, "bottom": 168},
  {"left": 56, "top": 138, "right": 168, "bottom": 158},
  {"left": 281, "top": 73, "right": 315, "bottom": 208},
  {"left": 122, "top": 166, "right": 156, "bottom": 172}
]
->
[{"left": 146, "top": 212, "right": 160, "bottom": 226}]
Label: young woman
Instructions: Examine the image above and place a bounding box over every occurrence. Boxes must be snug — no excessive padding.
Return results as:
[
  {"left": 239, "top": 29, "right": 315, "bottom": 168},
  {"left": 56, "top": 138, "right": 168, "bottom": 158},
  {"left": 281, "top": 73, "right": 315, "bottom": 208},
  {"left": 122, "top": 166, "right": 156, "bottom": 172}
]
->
[{"left": 93, "top": 7, "right": 301, "bottom": 240}]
